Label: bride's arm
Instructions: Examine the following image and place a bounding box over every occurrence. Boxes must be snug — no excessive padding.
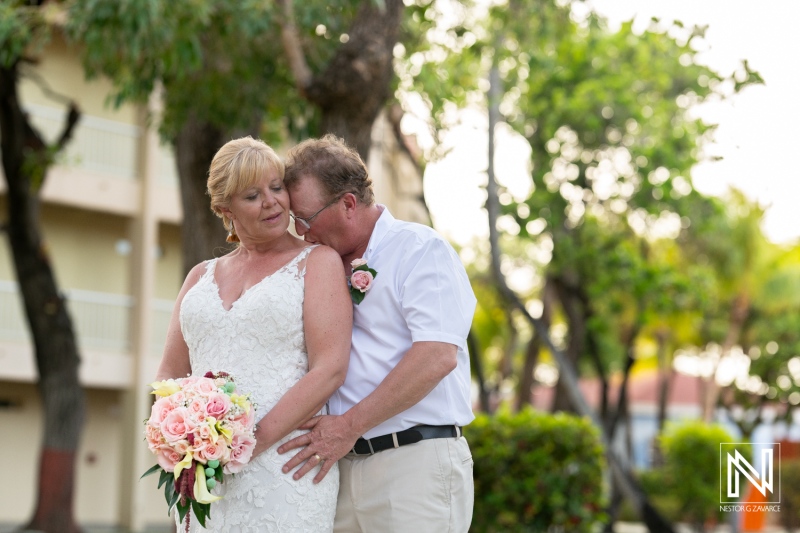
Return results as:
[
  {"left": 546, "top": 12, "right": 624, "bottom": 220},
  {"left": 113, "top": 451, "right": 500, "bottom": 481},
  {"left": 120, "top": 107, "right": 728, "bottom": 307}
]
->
[
  {"left": 251, "top": 245, "right": 352, "bottom": 457},
  {"left": 153, "top": 262, "right": 206, "bottom": 381}
]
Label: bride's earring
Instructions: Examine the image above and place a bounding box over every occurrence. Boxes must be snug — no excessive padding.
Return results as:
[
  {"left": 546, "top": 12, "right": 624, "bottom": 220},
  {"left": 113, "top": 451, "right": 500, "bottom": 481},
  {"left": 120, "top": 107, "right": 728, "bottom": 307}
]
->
[{"left": 226, "top": 218, "right": 240, "bottom": 243}]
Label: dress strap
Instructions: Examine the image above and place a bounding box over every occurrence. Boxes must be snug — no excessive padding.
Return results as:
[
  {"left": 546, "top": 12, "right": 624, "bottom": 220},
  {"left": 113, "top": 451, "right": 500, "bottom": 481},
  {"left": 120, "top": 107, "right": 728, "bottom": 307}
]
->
[
  {"left": 202, "top": 258, "right": 219, "bottom": 279},
  {"left": 294, "top": 245, "right": 320, "bottom": 278}
]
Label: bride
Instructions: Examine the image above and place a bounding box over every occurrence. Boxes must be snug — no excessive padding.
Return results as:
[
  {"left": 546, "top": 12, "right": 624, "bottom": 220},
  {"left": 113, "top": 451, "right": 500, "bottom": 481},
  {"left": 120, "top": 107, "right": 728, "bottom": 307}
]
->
[{"left": 154, "top": 137, "right": 352, "bottom": 531}]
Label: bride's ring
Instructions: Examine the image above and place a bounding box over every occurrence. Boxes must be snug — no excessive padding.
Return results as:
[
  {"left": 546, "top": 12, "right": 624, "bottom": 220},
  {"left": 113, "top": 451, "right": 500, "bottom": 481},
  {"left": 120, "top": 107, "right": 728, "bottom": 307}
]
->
[{"left": 314, "top": 454, "right": 322, "bottom": 462}]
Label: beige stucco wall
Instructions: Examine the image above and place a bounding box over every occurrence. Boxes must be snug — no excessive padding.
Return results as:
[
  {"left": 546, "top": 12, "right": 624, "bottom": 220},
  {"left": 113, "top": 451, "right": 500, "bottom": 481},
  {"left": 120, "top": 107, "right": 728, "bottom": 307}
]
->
[
  {"left": 41, "top": 205, "right": 131, "bottom": 294},
  {"left": 0, "top": 382, "right": 172, "bottom": 528},
  {"left": 154, "top": 223, "right": 183, "bottom": 300},
  {"left": 19, "top": 34, "right": 137, "bottom": 125}
]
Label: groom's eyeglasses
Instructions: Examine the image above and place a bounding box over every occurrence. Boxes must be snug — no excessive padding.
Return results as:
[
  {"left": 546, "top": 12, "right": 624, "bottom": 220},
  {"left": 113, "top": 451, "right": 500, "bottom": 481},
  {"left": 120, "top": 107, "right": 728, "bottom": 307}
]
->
[{"left": 291, "top": 194, "right": 343, "bottom": 232}]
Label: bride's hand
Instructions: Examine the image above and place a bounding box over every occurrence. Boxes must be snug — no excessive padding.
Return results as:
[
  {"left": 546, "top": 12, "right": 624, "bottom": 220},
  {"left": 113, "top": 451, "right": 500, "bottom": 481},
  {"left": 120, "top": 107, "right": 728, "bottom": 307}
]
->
[{"left": 278, "top": 415, "right": 359, "bottom": 483}]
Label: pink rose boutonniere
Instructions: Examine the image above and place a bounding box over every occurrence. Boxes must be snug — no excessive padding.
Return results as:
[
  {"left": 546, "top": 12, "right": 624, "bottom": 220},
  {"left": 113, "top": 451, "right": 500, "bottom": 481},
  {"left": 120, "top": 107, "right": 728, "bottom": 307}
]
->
[{"left": 349, "top": 258, "right": 377, "bottom": 305}]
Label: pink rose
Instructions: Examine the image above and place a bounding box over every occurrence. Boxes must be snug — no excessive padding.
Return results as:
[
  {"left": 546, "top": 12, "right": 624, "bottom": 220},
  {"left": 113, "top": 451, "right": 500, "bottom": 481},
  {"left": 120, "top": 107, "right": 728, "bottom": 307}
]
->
[
  {"left": 231, "top": 405, "right": 255, "bottom": 427},
  {"left": 350, "top": 270, "right": 374, "bottom": 293},
  {"left": 148, "top": 397, "right": 175, "bottom": 427},
  {"left": 180, "top": 376, "right": 200, "bottom": 387},
  {"left": 184, "top": 377, "right": 216, "bottom": 397},
  {"left": 195, "top": 438, "right": 230, "bottom": 464},
  {"left": 205, "top": 392, "right": 232, "bottom": 419},
  {"left": 168, "top": 391, "right": 186, "bottom": 407},
  {"left": 160, "top": 407, "right": 195, "bottom": 443},
  {"left": 172, "top": 440, "right": 190, "bottom": 455},
  {"left": 192, "top": 422, "right": 214, "bottom": 443},
  {"left": 156, "top": 446, "right": 183, "bottom": 472},
  {"left": 351, "top": 258, "right": 368, "bottom": 268},
  {"left": 187, "top": 397, "right": 206, "bottom": 418},
  {"left": 224, "top": 434, "right": 256, "bottom": 474},
  {"left": 145, "top": 424, "right": 163, "bottom": 451}
]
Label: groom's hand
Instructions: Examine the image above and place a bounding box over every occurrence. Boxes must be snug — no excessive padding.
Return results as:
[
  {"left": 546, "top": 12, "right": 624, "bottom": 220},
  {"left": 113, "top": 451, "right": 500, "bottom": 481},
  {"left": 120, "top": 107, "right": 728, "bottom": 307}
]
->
[{"left": 278, "top": 414, "right": 359, "bottom": 484}]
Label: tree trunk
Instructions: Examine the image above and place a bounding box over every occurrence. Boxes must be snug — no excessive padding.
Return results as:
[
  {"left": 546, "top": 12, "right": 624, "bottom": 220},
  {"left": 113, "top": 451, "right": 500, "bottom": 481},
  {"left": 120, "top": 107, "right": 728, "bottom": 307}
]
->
[
  {"left": 702, "top": 292, "right": 750, "bottom": 422},
  {"left": 653, "top": 330, "right": 671, "bottom": 467},
  {"left": 514, "top": 278, "right": 553, "bottom": 411},
  {"left": 551, "top": 277, "right": 586, "bottom": 413},
  {"left": 468, "top": 330, "right": 491, "bottom": 413},
  {"left": 281, "top": 0, "right": 404, "bottom": 160},
  {"left": 500, "top": 310, "right": 518, "bottom": 381},
  {"left": 0, "top": 63, "right": 84, "bottom": 533},
  {"left": 514, "top": 332, "right": 540, "bottom": 411},
  {"left": 172, "top": 114, "right": 234, "bottom": 277},
  {"left": 608, "top": 323, "right": 641, "bottom": 440},
  {"left": 485, "top": 51, "right": 674, "bottom": 533}
]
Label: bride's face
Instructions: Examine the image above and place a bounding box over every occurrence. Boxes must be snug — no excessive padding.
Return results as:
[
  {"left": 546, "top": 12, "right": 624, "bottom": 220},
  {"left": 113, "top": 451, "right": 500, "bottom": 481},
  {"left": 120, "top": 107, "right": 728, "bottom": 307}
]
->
[{"left": 224, "top": 170, "right": 290, "bottom": 243}]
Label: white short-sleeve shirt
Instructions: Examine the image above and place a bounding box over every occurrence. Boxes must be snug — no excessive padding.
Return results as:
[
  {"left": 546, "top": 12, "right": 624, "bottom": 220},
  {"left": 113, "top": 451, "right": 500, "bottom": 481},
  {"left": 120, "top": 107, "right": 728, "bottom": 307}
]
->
[{"left": 328, "top": 206, "right": 477, "bottom": 439}]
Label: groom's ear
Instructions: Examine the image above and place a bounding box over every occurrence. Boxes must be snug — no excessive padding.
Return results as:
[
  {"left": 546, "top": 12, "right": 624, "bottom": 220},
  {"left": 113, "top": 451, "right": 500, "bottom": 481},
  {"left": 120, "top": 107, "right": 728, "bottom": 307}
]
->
[{"left": 342, "top": 193, "right": 358, "bottom": 216}]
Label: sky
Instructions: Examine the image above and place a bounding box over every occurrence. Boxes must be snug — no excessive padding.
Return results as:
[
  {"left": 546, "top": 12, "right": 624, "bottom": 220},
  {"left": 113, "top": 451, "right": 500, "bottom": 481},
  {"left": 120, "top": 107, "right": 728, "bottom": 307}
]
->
[{"left": 422, "top": 0, "right": 800, "bottom": 246}]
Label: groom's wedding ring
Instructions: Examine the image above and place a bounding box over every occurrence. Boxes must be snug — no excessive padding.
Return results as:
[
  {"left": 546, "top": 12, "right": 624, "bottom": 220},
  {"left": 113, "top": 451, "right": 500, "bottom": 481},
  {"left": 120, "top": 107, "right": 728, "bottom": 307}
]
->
[{"left": 314, "top": 454, "right": 322, "bottom": 462}]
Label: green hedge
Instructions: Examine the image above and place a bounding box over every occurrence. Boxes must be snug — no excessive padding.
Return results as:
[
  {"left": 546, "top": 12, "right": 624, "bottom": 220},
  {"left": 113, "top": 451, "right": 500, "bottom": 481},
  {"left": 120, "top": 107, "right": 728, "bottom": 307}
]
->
[
  {"left": 465, "top": 408, "right": 607, "bottom": 532},
  {"left": 780, "top": 458, "right": 800, "bottom": 530},
  {"left": 642, "top": 421, "right": 739, "bottom": 528}
]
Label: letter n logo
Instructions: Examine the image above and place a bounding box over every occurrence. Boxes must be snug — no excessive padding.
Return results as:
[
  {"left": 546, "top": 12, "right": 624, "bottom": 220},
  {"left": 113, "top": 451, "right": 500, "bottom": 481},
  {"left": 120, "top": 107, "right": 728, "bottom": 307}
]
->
[{"left": 720, "top": 443, "right": 780, "bottom": 504}]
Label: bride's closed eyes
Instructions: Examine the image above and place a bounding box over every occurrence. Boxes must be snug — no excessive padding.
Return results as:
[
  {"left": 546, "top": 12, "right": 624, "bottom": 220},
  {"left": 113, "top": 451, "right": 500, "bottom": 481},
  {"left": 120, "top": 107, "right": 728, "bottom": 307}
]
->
[{"left": 242, "top": 184, "right": 284, "bottom": 201}]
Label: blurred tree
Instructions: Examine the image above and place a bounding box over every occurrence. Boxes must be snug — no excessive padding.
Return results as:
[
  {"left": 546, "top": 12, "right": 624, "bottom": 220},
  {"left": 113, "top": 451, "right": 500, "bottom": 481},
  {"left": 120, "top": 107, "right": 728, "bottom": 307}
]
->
[
  {"left": 692, "top": 197, "right": 800, "bottom": 437},
  {"left": 69, "top": 0, "right": 401, "bottom": 276},
  {"left": 279, "top": 0, "right": 404, "bottom": 160},
  {"left": 0, "top": 3, "right": 84, "bottom": 532},
  {"left": 676, "top": 190, "right": 800, "bottom": 425},
  {"left": 398, "top": 0, "right": 763, "bottom": 530}
]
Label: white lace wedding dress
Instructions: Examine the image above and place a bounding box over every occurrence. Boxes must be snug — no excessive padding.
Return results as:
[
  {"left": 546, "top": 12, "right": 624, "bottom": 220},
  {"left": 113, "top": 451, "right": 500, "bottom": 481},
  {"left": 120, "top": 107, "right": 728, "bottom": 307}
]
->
[{"left": 177, "top": 245, "right": 338, "bottom": 532}]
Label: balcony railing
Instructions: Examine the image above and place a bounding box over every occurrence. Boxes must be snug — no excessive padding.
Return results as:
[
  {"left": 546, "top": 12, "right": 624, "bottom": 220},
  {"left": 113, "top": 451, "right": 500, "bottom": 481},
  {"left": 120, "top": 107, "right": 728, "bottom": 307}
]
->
[
  {"left": 23, "top": 103, "right": 179, "bottom": 186},
  {"left": 0, "top": 280, "right": 172, "bottom": 356}
]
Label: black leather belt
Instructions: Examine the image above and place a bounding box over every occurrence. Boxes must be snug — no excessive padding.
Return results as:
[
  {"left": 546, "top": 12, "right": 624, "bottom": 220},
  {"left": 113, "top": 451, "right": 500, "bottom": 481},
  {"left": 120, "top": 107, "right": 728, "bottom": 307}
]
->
[{"left": 350, "top": 425, "right": 461, "bottom": 456}]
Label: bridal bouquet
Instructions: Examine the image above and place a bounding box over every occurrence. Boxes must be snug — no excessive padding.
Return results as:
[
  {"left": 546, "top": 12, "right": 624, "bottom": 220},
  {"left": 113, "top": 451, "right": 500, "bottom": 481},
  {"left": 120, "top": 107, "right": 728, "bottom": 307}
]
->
[{"left": 141, "top": 372, "right": 257, "bottom": 528}]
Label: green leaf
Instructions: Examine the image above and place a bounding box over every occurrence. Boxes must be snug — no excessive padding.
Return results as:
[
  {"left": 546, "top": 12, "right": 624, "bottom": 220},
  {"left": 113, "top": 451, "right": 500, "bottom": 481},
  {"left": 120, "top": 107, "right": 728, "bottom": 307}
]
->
[
  {"left": 140, "top": 463, "right": 162, "bottom": 480},
  {"left": 176, "top": 499, "right": 190, "bottom": 524},
  {"left": 158, "top": 469, "right": 172, "bottom": 489},
  {"left": 191, "top": 500, "right": 209, "bottom": 528},
  {"left": 350, "top": 289, "right": 365, "bottom": 305},
  {"left": 168, "top": 489, "right": 181, "bottom": 513},
  {"left": 163, "top": 477, "right": 173, "bottom": 507}
]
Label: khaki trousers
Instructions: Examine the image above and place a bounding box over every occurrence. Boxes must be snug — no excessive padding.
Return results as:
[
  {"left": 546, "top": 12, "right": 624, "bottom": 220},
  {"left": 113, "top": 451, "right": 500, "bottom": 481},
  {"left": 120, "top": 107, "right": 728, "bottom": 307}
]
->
[{"left": 333, "top": 436, "right": 474, "bottom": 533}]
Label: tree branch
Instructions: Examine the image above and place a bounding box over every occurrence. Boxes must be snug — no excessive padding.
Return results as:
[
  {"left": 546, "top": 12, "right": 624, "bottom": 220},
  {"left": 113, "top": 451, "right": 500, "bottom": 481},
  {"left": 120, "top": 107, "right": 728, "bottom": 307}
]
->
[
  {"left": 278, "top": 0, "right": 313, "bottom": 93},
  {"left": 55, "top": 103, "right": 80, "bottom": 153},
  {"left": 485, "top": 33, "right": 675, "bottom": 533}
]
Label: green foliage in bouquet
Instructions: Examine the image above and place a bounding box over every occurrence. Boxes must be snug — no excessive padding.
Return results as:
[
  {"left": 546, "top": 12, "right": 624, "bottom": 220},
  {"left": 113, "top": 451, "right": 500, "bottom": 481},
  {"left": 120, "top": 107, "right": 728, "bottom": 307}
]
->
[
  {"left": 465, "top": 408, "right": 606, "bottom": 532},
  {"left": 142, "top": 459, "right": 224, "bottom": 527}
]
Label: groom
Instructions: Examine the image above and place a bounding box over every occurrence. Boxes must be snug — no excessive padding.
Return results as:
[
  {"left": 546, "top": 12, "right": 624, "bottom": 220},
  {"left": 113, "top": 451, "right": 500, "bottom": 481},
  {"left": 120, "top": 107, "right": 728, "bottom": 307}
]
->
[{"left": 279, "top": 134, "right": 476, "bottom": 532}]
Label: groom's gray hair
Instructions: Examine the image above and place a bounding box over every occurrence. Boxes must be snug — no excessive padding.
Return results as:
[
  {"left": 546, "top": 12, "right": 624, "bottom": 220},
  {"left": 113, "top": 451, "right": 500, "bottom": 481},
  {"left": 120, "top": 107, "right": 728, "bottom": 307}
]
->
[{"left": 284, "top": 134, "right": 375, "bottom": 206}]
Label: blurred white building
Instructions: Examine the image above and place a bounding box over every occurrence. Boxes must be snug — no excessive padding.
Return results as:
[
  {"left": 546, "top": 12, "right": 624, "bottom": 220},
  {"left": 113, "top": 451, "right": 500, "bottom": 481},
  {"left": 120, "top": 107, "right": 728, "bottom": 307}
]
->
[{"left": 0, "top": 32, "right": 426, "bottom": 531}]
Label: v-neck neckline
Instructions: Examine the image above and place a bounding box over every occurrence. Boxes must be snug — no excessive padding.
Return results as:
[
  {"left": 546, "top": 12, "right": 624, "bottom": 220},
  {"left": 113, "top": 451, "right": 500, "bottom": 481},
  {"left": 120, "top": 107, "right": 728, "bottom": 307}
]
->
[{"left": 210, "top": 247, "right": 311, "bottom": 312}]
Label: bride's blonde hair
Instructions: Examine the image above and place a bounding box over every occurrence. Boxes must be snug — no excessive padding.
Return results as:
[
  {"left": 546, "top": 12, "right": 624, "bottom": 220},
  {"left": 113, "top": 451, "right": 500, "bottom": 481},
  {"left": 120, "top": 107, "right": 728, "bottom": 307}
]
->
[{"left": 207, "top": 137, "right": 285, "bottom": 242}]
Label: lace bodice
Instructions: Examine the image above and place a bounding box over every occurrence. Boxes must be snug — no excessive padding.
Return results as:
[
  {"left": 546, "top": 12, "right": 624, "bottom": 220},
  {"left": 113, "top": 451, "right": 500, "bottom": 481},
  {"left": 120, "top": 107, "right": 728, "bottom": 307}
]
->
[{"left": 178, "top": 245, "right": 338, "bottom": 532}]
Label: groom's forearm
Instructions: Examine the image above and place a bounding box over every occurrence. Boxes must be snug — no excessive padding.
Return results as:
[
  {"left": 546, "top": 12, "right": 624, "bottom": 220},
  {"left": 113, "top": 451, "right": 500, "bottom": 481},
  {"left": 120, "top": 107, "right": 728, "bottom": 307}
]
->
[{"left": 343, "top": 341, "right": 457, "bottom": 437}]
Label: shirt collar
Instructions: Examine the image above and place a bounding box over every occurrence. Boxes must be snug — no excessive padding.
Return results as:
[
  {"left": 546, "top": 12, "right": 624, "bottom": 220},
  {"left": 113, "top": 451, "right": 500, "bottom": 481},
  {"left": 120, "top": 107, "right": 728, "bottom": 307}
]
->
[{"left": 363, "top": 204, "right": 394, "bottom": 261}]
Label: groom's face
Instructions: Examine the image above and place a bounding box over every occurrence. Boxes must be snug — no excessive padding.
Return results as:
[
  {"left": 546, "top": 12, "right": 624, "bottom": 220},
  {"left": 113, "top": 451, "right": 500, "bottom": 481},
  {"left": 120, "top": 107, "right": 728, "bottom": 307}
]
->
[{"left": 288, "top": 176, "right": 345, "bottom": 253}]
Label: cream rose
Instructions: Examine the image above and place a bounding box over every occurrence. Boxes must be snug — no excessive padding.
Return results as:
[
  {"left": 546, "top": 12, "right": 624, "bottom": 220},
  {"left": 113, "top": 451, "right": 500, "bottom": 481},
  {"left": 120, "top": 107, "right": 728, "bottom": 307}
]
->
[{"left": 350, "top": 257, "right": 368, "bottom": 268}]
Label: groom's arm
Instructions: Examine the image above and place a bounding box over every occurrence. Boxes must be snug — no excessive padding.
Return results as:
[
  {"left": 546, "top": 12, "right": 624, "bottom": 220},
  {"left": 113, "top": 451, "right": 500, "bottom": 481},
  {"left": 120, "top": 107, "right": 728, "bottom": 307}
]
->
[{"left": 278, "top": 340, "right": 457, "bottom": 483}]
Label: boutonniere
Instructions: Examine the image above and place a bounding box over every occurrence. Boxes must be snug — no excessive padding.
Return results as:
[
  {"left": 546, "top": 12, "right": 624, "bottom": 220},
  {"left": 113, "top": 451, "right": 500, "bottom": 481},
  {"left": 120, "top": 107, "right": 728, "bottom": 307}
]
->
[{"left": 349, "top": 258, "right": 378, "bottom": 305}]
